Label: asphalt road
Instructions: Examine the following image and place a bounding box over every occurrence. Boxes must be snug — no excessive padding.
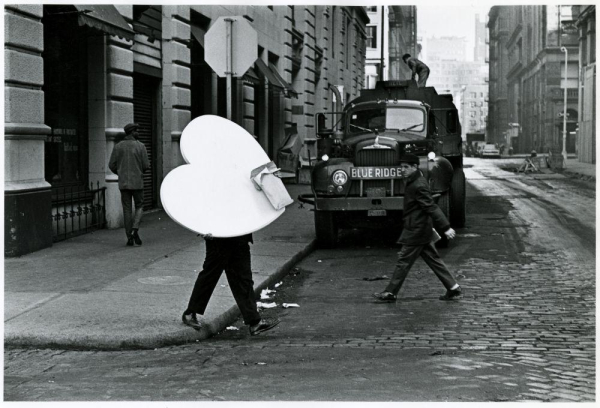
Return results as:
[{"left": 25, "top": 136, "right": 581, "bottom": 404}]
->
[{"left": 5, "top": 158, "right": 596, "bottom": 402}]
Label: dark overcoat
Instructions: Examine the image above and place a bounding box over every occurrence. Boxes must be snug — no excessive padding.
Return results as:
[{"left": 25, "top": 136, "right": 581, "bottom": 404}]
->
[{"left": 398, "top": 170, "right": 451, "bottom": 245}]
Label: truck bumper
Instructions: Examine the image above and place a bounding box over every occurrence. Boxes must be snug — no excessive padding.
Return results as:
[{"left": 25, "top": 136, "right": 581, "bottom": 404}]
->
[{"left": 315, "top": 196, "right": 404, "bottom": 211}]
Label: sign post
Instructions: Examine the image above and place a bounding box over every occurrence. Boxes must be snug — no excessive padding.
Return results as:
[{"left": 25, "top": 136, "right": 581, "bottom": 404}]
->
[{"left": 205, "top": 16, "right": 258, "bottom": 121}]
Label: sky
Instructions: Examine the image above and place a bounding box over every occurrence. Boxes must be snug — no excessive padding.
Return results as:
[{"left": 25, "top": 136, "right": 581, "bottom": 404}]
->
[{"left": 417, "top": 4, "right": 492, "bottom": 61}]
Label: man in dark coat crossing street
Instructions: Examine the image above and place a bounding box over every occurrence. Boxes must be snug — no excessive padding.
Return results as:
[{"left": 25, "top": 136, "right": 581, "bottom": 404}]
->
[{"left": 373, "top": 153, "right": 462, "bottom": 302}]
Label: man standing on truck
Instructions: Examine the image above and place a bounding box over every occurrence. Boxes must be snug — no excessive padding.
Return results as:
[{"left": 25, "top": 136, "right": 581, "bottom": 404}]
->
[
  {"left": 402, "top": 54, "right": 430, "bottom": 88},
  {"left": 373, "top": 153, "right": 462, "bottom": 302}
]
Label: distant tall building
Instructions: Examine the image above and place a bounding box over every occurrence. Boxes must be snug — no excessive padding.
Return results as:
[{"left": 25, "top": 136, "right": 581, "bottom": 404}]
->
[
  {"left": 474, "top": 14, "right": 487, "bottom": 62},
  {"left": 424, "top": 36, "right": 467, "bottom": 62},
  {"left": 423, "top": 33, "right": 488, "bottom": 138}
]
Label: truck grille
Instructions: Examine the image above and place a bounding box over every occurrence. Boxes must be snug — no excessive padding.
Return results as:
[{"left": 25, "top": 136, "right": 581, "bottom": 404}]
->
[
  {"left": 350, "top": 148, "right": 403, "bottom": 196},
  {"left": 355, "top": 149, "right": 398, "bottom": 166}
]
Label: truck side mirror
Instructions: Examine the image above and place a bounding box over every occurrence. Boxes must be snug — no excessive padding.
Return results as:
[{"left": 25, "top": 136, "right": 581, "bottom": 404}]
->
[{"left": 316, "top": 113, "right": 333, "bottom": 138}]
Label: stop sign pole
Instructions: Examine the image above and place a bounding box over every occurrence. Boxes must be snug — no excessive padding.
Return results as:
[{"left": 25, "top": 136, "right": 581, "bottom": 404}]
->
[
  {"left": 225, "top": 18, "right": 234, "bottom": 120},
  {"left": 205, "top": 17, "right": 258, "bottom": 121}
]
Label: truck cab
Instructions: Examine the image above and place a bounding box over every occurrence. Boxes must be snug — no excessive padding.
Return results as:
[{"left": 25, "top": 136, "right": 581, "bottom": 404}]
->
[{"left": 299, "top": 80, "right": 466, "bottom": 247}]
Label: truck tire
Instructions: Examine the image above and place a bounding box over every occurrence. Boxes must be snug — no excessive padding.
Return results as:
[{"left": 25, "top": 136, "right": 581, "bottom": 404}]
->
[
  {"left": 436, "top": 193, "right": 450, "bottom": 248},
  {"left": 315, "top": 210, "right": 338, "bottom": 248},
  {"left": 449, "top": 167, "right": 466, "bottom": 228}
]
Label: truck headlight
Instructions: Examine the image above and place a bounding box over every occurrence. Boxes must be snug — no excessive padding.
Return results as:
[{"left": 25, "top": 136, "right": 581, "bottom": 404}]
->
[{"left": 332, "top": 170, "right": 348, "bottom": 186}]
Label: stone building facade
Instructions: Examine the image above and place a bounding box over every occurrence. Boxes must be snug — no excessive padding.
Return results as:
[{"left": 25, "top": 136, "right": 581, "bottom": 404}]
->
[
  {"left": 4, "top": 4, "right": 369, "bottom": 256},
  {"left": 490, "top": 5, "right": 580, "bottom": 154},
  {"left": 487, "top": 6, "right": 510, "bottom": 146},
  {"left": 576, "top": 5, "right": 595, "bottom": 164}
]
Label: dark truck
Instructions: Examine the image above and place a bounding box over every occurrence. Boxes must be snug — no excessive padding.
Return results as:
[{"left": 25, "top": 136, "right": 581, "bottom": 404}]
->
[
  {"left": 298, "top": 80, "right": 466, "bottom": 248},
  {"left": 466, "top": 132, "right": 486, "bottom": 157}
]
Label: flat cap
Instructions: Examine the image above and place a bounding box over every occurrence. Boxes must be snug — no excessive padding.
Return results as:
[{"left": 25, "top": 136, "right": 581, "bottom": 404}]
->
[
  {"left": 124, "top": 123, "right": 139, "bottom": 135},
  {"left": 399, "top": 153, "right": 420, "bottom": 165}
]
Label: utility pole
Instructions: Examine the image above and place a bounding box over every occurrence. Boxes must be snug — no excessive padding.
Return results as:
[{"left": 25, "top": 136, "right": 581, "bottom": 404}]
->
[{"left": 561, "top": 46, "right": 568, "bottom": 168}]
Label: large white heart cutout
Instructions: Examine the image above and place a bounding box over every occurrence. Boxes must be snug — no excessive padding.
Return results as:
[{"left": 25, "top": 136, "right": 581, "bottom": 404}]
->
[{"left": 160, "top": 115, "right": 285, "bottom": 237}]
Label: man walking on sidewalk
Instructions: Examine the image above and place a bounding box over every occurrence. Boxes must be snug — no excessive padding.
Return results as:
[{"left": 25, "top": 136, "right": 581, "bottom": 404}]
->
[
  {"left": 182, "top": 234, "right": 280, "bottom": 336},
  {"left": 109, "top": 123, "right": 150, "bottom": 246},
  {"left": 402, "top": 54, "right": 430, "bottom": 88},
  {"left": 373, "top": 153, "right": 462, "bottom": 302}
]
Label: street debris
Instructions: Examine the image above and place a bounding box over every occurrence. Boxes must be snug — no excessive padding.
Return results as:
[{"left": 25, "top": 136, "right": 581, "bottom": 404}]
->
[
  {"left": 431, "top": 351, "right": 443, "bottom": 356},
  {"left": 459, "top": 233, "right": 481, "bottom": 238},
  {"left": 256, "top": 302, "right": 277, "bottom": 309},
  {"left": 274, "top": 282, "right": 283, "bottom": 288},
  {"left": 282, "top": 303, "right": 300, "bottom": 308},
  {"left": 361, "top": 275, "right": 388, "bottom": 281},
  {"left": 260, "top": 288, "right": 276, "bottom": 299},
  {"left": 256, "top": 362, "right": 267, "bottom": 365},
  {"left": 318, "top": 260, "right": 322, "bottom": 263},
  {"left": 226, "top": 326, "right": 239, "bottom": 331}
]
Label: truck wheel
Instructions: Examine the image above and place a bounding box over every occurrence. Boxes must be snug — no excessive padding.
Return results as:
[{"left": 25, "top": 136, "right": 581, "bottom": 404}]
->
[
  {"left": 449, "top": 167, "right": 466, "bottom": 228},
  {"left": 436, "top": 193, "right": 450, "bottom": 248},
  {"left": 315, "top": 211, "right": 338, "bottom": 248}
]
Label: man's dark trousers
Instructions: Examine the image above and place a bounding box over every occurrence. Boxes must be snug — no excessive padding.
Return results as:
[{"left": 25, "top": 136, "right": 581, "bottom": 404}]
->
[
  {"left": 384, "top": 242, "right": 457, "bottom": 296},
  {"left": 186, "top": 236, "right": 261, "bottom": 326},
  {"left": 120, "top": 189, "right": 144, "bottom": 238}
]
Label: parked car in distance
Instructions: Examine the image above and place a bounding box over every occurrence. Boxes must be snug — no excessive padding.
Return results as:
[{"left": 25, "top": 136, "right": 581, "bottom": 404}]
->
[{"left": 481, "top": 144, "right": 501, "bottom": 158}]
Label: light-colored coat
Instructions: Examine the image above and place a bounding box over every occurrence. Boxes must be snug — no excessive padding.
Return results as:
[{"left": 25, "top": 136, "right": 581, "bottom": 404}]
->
[{"left": 109, "top": 135, "right": 150, "bottom": 190}]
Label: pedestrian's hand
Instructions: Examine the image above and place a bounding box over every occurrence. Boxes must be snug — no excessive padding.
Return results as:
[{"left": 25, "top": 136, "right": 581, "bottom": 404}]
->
[{"left": 444, "top": 228, "right": 456, "bottom": 240}]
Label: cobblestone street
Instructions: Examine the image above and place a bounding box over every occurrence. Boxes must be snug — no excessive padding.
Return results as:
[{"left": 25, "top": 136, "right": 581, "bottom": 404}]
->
[{"left": 4, "top": 160, "right": 596, "bottom": 401}]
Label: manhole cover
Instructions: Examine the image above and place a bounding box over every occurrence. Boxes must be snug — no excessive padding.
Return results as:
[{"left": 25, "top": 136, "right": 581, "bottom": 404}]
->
[{"left": 137, "top": 276, "right": 191, "bottom": 285}]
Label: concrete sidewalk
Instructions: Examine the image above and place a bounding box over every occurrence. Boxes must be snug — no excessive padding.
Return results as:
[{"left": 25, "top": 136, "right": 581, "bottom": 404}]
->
[
  {"left": 501, "top": 154, "right": 596, "bottom": 180},
  {"left": 4, "top": 184, "right": 315, "bottom": 350},
  {"left": 563, "top": 158, "right": 596, "bottom": 179}
]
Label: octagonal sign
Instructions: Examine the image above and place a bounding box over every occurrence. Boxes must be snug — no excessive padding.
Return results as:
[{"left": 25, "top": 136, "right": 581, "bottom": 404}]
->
[{"left": 205, "top": 16, "right": 258, "bottom": 78}]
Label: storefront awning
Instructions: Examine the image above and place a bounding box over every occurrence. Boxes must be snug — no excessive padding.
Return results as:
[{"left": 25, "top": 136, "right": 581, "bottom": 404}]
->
[
  {"left": 190, "top": 23, "right": 205, "bottom": 47},
  {"left": 268, "top": 63, "right": 299, "bottom": 98},
  {"left": 73, "top": 5, "right": 135, "bottom": 41},
  {"left": 254, "top": 58, "right": 299, "bottom": 98},
  {"left": 243, "top": 67, "right": 261, "bottom": 85}
]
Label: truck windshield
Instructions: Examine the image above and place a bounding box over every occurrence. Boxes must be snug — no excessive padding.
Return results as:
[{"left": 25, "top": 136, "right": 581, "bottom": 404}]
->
[{"left": 348, "top": 107, "right": 425, "bottom": 134}]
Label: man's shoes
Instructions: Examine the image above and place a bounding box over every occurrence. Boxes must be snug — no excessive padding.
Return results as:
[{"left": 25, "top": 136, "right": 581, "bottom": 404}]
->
[
  {"left": 249, "top": 318, "right": 280, "bottom": 336},
  {"left": 182, "top": 312, "right": 202, "bottom": 331},
  {"left": 372, "top": 292, "right": 397, "bottom": 302},
  {"left": 439, "top": 287, "right": 462, "bottom": 301},
  {"left": 132, "top": 229, "right": 142, "bottom": 246},
  {"left": 126, "top": 236, "right": 134, "bottom": 246}
]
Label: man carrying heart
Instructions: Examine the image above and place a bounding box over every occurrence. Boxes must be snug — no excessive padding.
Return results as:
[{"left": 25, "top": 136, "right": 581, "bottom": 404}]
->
[{"left": 182, "top": 233, "right": 280, "bottom": 336}]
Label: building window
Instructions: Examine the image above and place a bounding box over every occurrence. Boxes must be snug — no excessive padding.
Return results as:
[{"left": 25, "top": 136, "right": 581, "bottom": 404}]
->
[
  {"left": 470, "top": 102, "right": 476, "bottom": 108},
  {"left": 470, "top": 111, "right": 476, "bottom": 118},
  {"left": 43, "top": 5, "right": 89, "bottom": 187},
  {"left": 470, "top": 92, "right": 477, "bottom": 98},
  {"left": 367, "top": 25, "right": 377, "bottom": 48}
]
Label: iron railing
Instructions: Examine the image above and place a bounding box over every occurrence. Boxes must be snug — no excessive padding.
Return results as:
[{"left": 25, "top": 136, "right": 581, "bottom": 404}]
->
[{"left": 51, "top": 182, "right": 107, "bottom": 242}]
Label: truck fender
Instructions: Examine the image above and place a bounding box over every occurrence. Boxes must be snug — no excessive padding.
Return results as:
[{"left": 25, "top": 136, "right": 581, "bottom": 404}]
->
[{"left": 427, "top": 156, "right": 454, "bottom": 194}]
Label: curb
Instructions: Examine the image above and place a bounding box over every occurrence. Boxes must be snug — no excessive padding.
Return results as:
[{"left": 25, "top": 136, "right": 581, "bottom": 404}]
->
[{"left": 5, "top": 239, "right": 317, "bottom": 351}]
